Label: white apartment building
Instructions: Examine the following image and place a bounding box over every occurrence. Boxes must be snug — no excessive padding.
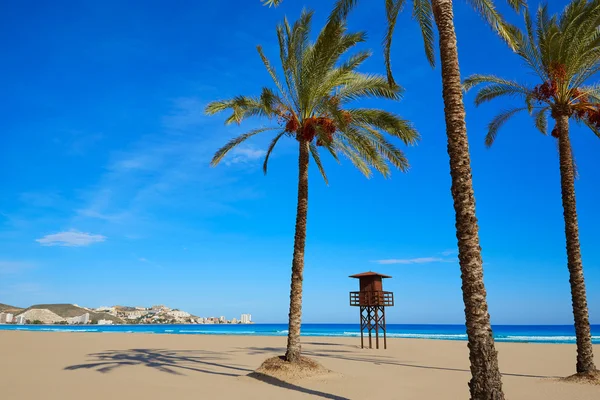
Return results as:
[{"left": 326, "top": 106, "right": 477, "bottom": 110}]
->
[
  {"left": 0, "top": 312, "right": 14, "bottom": 324},
  {"left": 219, "top": 316, "right": 226, "bottom": 323},
  {"left": 67, "top": 313, "right": 90, "bottom": 325},
  {"left": 97, "top": 319, "right": 114, "bottom": 325},
  {"left": 240, "top": 314, "right": 252, "bottom": 324},
  {"left": 15, "top": 315, "right": 26, "bottom": 325}
]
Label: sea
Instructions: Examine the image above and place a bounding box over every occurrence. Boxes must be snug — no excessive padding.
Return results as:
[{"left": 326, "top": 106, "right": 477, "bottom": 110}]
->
[{"left": 0, "top": 323, "right": 599, "bottom": 344}]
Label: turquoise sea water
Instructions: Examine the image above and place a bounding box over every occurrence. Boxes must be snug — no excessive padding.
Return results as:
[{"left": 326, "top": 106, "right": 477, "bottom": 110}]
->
[{"left": 1, "top": 324, "right": 598, "bottom": 344}]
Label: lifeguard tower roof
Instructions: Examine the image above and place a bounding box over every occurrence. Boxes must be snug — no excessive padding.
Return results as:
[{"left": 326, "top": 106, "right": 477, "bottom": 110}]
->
[{"left": 349, "top": 271, "right": 392, "bottom": 279}]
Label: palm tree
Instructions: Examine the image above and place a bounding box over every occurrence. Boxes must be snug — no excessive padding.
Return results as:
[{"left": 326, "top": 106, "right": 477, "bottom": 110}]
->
[
  {"left": 263, "top": 0, "right": 523, "bottom": 397},
  {"left": 464, "top": 1, "right": 600, "bottom": 379},
  {"left": 206, "top": 9, "right": 419, "bottom": 363}
]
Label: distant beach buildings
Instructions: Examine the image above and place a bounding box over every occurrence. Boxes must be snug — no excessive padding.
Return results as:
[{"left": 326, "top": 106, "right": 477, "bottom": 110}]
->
[
  {"left": 0, "top": 303, "right": 253, "bottom": 326},
  {"left": 0, "top": 312, "right": 14, "bottom": 324},
  {"left": 241, "top": 314, "right": 252, "bottom": 324},
  {"left": 168, "top": 310, "right": 191, "bottom": 318},
  {"left": 66, "top": 313, "right": 90, "bottom": 325}
]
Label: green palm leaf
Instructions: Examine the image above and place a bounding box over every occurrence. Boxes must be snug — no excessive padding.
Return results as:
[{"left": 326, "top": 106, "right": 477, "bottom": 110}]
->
[
  {"left": 485, "top": 108, "right": 527, "bottom": 147},
  {"left": 211, "top": 127, "right": 278, "bottom": 167}
]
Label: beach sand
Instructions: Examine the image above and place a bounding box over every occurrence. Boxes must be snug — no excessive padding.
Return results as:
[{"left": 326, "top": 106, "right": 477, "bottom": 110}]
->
[{"left": 0, "top": 331, "right": 598, "bottom": 399}]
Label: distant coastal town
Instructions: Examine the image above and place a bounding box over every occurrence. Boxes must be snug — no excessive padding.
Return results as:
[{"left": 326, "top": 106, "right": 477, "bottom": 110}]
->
[{"left": 0, "top": 303, "right": 252, "bottom": 326}]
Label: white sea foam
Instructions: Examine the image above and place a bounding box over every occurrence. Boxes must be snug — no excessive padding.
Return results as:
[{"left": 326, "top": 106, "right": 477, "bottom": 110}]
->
[
  {"left": 497, "top": 335, "right": 576, "bottom": 342},
  {"left": 178, "top": 330, "right": 257, "bottom": 335}
]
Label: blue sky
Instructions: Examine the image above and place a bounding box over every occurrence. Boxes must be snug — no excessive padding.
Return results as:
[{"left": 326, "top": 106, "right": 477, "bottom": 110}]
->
[{"left": 1, "top": 0, "right": 598, "bottom": 324}]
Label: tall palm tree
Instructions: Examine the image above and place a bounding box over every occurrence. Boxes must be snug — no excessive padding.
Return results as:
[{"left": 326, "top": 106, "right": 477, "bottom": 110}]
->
[
  {"left": 464, "top": 1, "right": 600, "bottom": 379},
  {"left": 263, "top": 0, "right": 523, "bottom": 397},
  {"left": 206, "top": 10, "right": 419, "bottom": 363}
]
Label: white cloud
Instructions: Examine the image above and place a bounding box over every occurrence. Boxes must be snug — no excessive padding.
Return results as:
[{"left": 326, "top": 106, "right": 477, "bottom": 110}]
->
[
  {"left": 36, "top": 230, "right": 106, "bottom": 247},
  {"left": 225, "top": 147, "right": 267, "bottom": 166},
  {"left": 441, "top": 249, "right": 458, "bottom": 256},
  {"left": 0, "top": 261, "right": 34, "bottom": 274},
  {"left": 373, "top": 257, "right": 453, "bottom": 265}
]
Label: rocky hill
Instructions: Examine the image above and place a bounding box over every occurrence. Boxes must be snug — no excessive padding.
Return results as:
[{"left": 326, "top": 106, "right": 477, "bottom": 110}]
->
[
  {"left": 0, "top": 303, "right": 24, "bottom": 314},
  {"left": 18, "top": 309, "right": 65, "bottom": 324}
]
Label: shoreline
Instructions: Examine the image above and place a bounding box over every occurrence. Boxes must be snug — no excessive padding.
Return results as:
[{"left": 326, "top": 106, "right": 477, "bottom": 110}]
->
[{"left": 1, "top": 324, "right": 598, "bottom": 345}]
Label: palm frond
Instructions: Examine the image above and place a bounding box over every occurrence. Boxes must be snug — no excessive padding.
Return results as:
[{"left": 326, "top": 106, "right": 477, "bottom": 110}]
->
[
  {"left": 206, "top": 96, "right": 272, "bottom": 125},
  {"left": 335, "top": 74, "right": 403, "bottom": 103},
  {"left": 334, "top": 139, "right": 374, "bottom": 178},
  {"left": 348, "top": 108, "right": 420, "bottom": 145},
  {"left": 257, "top": 45, "right": 290, "bottom": 104},
  {"left": 413, "top": 0, "right": 435, "bottom": 67},
  {"left": 356, "top": 124, "right": 410, "bottom": 171},
  {"left": 211, "top": 127, "right": 278, "bottom": 166},
  {"left": 384, "top": 0, "right": 405, "bottom": 86},
  {"left": 532, "top": 107, "right": 549, "bottom": 135},
  {"left": 341, "top": 127, "right": 391, "bottom": 177},
  {"left": 463, "top": 74, "right": 531, "bottom": 106},
  {"left": 262, "top": 131, "right": 287, "bottom": 174},
  {"left": 261, "top": 0, "right": 281, "bottom": 6},
  {"left": 505, "top": 0, "right": 526, "bottom": 13},
  {"left": 309, "top": 143, "right": 329, "bottom": 184},
  {"left": 485, "top": 108, "right": 527, "bottom": 147},
  {"left": 467, "top": 0, "right": 519, "bottom": 50}
]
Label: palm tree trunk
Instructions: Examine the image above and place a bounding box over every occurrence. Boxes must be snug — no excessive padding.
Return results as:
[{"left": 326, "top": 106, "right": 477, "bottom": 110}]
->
[
  {"left": 431, "top": 0, "right": 504, "bottom": 398},
  {"left": 285, "top": 138, "right": 310, "bottom": 363},
  {"left": 555, "top": 114, "right": 597, "bottom": 374}
]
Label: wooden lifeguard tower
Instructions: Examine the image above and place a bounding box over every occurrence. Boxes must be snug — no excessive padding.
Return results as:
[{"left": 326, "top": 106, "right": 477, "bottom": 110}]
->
[{"left": 349, "top": 271, "right": 394, "bottom": 349}]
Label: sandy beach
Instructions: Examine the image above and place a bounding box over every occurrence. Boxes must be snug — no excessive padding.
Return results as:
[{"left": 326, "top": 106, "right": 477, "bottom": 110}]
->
[{"left": 0, "top": 331, "right": 597, "bottom": 399}]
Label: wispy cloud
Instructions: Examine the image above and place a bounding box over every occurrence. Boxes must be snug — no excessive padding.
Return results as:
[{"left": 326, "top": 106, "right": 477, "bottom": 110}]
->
[
  {"left": 36, "top": 230, "right": 106, "bottom": 247},
  {"left": 373, "top": 257, "right": 454, "bottom": 265},
  {"left": 72, "top": 97, "right": 268, "bottom": 236},
  {"left": 0, "top": 261, "right": 34, "bottom": 274},
  {"left": 224, "top": 146, "right": 267, "bottom": 166},
  {"left": 134, "top": 255, "right": 164, "bottom": 269},
  {"left": 441, "top": 249, "right": 458, "bottom": 256}
]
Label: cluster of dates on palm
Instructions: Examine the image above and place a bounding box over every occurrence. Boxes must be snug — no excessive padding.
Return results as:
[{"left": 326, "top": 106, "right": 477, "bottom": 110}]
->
[
  {"left": 280, "top": 112, "right": 352, "bottom": 145},
  {"left": 569, "top": 88, "right": 600, "bottom": 131},
  {"left": 533, "top": 63, "right": 567, "bottom": 102},
  {"left": 298, "top": 116, "right": 335, "bottom": 144},
  {"left": 577, "top": 105, "right": 600, "bottom": 129},
  {"left": 533, "top": 80, "right": 558, "bottom": 102}
]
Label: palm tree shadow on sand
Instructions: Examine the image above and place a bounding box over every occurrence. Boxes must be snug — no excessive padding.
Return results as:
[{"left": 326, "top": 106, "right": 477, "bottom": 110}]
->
[
  {"left": 238, "top": 346, "right": 562, "bottom": 380},
  {"left": 64, "top": 348, "right": 349, "bottom": 400}
]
